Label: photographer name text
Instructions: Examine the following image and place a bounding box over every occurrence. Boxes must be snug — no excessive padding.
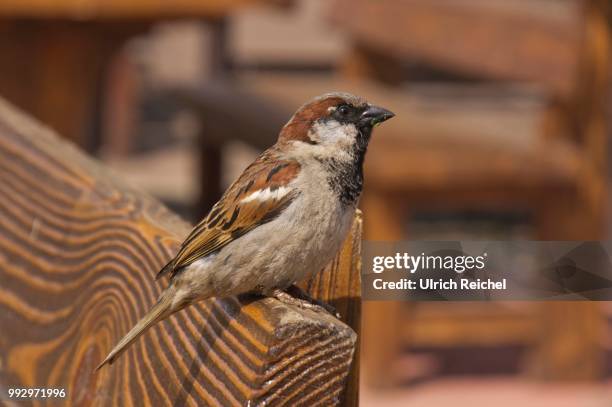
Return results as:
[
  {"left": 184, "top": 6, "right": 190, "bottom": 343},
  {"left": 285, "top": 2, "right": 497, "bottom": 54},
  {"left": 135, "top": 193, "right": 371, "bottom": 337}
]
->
[{"left": 372, "top": 277, "right": 506, "bottom": 291}]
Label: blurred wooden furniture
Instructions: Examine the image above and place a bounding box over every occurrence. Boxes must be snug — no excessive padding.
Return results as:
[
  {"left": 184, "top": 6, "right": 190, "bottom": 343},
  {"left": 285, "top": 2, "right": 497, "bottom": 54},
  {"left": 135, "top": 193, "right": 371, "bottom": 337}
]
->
[
  {"left": 331, "top": 0, "right": 610, "bottom": 385},
  {"left": 184, "top": 70, "right": 603, "bottom": 380},
  {"left": 0, "top": 0, "right": 289, "bottom": 149},
  {"left": 180, "top": 0, "right": 609, "bottom": 386},
  {"left": 334, "top": 0, "right": 583, "bottom": 97},
  {"left": 0, "top": 97, "right": 361, "bottom": 406}
]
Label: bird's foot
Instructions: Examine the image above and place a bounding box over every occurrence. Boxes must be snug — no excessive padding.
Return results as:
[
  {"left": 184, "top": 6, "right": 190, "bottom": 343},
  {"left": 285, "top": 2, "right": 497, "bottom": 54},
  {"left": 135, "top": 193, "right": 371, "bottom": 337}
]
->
[
  {"left": 270, "top": 288, "right": 340, "bottom": 318},
  {"left": 285, "top": 285, "right": 340, "bottom": 317}
]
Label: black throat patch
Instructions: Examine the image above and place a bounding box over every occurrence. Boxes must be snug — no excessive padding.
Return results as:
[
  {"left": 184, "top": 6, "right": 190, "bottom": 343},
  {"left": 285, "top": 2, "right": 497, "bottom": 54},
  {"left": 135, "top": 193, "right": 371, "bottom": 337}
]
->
[{"left": 318, "top": 127, "right": 371, "bottom": 206}]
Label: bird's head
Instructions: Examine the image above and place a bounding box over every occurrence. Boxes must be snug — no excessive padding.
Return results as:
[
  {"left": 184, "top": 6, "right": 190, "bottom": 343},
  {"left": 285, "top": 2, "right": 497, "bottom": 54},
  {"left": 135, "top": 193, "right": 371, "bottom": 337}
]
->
[{"left": 278, "top": 92, "right": 394, "bottom": 160}]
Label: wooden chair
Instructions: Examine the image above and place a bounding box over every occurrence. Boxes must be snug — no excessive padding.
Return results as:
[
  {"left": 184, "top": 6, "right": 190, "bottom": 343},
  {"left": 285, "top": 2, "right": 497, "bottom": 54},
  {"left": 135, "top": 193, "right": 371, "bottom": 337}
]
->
[
  {"left": 0, "top": 0, "right": 291, "bottom": 148},
  {"left": 330, "top": 0, "right": 610, "bottom": 386},
  {"left": 0, "top": 97, "right": 361, "bottom": 406}
]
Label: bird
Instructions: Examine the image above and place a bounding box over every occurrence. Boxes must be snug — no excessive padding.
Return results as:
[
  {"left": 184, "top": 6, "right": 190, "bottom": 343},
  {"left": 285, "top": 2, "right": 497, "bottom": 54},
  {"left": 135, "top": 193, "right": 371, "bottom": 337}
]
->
[{"left": 96, "top": 92, "right": 394, "bottom": 371}]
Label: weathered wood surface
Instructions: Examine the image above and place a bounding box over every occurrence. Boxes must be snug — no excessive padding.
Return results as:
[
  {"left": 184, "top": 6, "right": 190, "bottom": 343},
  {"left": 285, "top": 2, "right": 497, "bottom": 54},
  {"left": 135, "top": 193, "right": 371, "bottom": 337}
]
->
[{"left": 0, "top": 97, "right": 361, "bottom": 406}]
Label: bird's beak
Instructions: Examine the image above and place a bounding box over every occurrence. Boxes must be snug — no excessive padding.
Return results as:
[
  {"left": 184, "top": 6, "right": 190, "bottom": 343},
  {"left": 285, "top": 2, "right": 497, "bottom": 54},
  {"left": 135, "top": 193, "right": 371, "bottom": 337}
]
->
[{"left": 360, "top": 105, "right": 395, "bottom": 127}]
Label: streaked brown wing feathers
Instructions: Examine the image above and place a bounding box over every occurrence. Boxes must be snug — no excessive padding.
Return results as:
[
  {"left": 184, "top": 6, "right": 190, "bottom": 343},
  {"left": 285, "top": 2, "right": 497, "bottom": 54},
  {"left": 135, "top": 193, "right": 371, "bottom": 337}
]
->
[{"left": 157, "top": 151, "right": 300, "bottom": 279}]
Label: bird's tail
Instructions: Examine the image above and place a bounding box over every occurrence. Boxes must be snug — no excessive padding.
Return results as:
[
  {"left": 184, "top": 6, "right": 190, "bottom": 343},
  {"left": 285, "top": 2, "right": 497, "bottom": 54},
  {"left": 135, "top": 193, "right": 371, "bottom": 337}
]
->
[{"left": 95, "top": 292, "right": 176, "bottom": 371}]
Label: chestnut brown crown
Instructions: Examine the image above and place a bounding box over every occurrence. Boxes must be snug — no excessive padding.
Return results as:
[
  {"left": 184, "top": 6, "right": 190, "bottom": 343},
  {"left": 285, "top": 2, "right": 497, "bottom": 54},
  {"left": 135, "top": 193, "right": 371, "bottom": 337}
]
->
[{"left": 278, "top": 92, "right": 393, "bottom": 144}]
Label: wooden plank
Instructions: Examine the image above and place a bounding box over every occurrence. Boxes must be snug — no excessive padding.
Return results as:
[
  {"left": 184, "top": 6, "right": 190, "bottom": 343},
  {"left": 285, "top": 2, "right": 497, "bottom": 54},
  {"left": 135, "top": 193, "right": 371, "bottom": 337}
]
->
[
  {"left": 0, "top": 20, "right": 150, "bottom": 148},
  {"left": 530, "top": 2, "right": 608, "bottom": 380},
  {"left": 0, "top": 97, "right": 360, "bottom": 406},
  {"left": 359, "top": 193, "right": 406, "bottom": 388},
  {"left": 171, "top": 81, "right": 284, "bottom": 150},
  {"left": 529, "top": 302, "right": 603, "bottom": 380},
  {"left": 0, "top": 0, "right": 290, "bottom": 20},
  {"left": 0, "top": 0, "right": 288, "bottom": 148},
  {"left": 298, "top": 211, "right": 362, "bottom": 407},
  {"left": 331, "top": 0, "right": 583, "bottom": 96},
  {"left": 403, "top": 304, "right": 538, "bottom": 348}
]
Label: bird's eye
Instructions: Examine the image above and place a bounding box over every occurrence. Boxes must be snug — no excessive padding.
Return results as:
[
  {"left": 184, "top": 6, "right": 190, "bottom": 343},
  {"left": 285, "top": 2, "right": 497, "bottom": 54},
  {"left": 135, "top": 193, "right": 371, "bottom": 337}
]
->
[{"left": 337, "top": 105, "right": 350, "bottom": 116}]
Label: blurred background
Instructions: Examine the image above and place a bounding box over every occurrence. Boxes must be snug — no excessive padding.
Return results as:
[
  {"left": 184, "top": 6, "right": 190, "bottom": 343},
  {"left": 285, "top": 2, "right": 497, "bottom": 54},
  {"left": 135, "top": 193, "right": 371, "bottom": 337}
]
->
[{"left": 1, "top": 0, "right": 612, "bottom": 405}]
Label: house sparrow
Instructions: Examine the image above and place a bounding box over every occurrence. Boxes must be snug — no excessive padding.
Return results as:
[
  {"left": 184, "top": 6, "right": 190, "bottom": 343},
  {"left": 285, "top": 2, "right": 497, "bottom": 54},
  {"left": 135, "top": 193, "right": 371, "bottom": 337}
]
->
[{"left": 96, "top": 92, "right": 394, "bottom": 370}]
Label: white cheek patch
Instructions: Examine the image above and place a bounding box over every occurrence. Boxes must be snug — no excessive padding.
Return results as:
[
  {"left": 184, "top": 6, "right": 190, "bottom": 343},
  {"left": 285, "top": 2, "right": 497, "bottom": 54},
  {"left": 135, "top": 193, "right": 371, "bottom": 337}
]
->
[
  {"left": 313, "top": 121, "right": 357, "bottom": 144},
  {"left": 241, "top": 186, "right": 290, "bottom": 203}
]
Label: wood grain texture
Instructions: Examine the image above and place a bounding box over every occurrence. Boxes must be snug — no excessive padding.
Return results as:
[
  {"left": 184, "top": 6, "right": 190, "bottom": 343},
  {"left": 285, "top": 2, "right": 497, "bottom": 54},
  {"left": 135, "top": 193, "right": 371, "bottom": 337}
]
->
[
  {"left": 0, "top": 97, "right": 361, "bottom": 406},
  {"left": 298, "top": 211, "right": 362, "bottom": 407}
]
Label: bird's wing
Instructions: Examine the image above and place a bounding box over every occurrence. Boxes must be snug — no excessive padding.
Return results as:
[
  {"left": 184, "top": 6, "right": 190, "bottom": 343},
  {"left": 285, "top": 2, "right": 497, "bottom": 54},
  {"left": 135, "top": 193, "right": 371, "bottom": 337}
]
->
[{"left": 157, "top": 150, "right": 301, "bottom": 280}]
